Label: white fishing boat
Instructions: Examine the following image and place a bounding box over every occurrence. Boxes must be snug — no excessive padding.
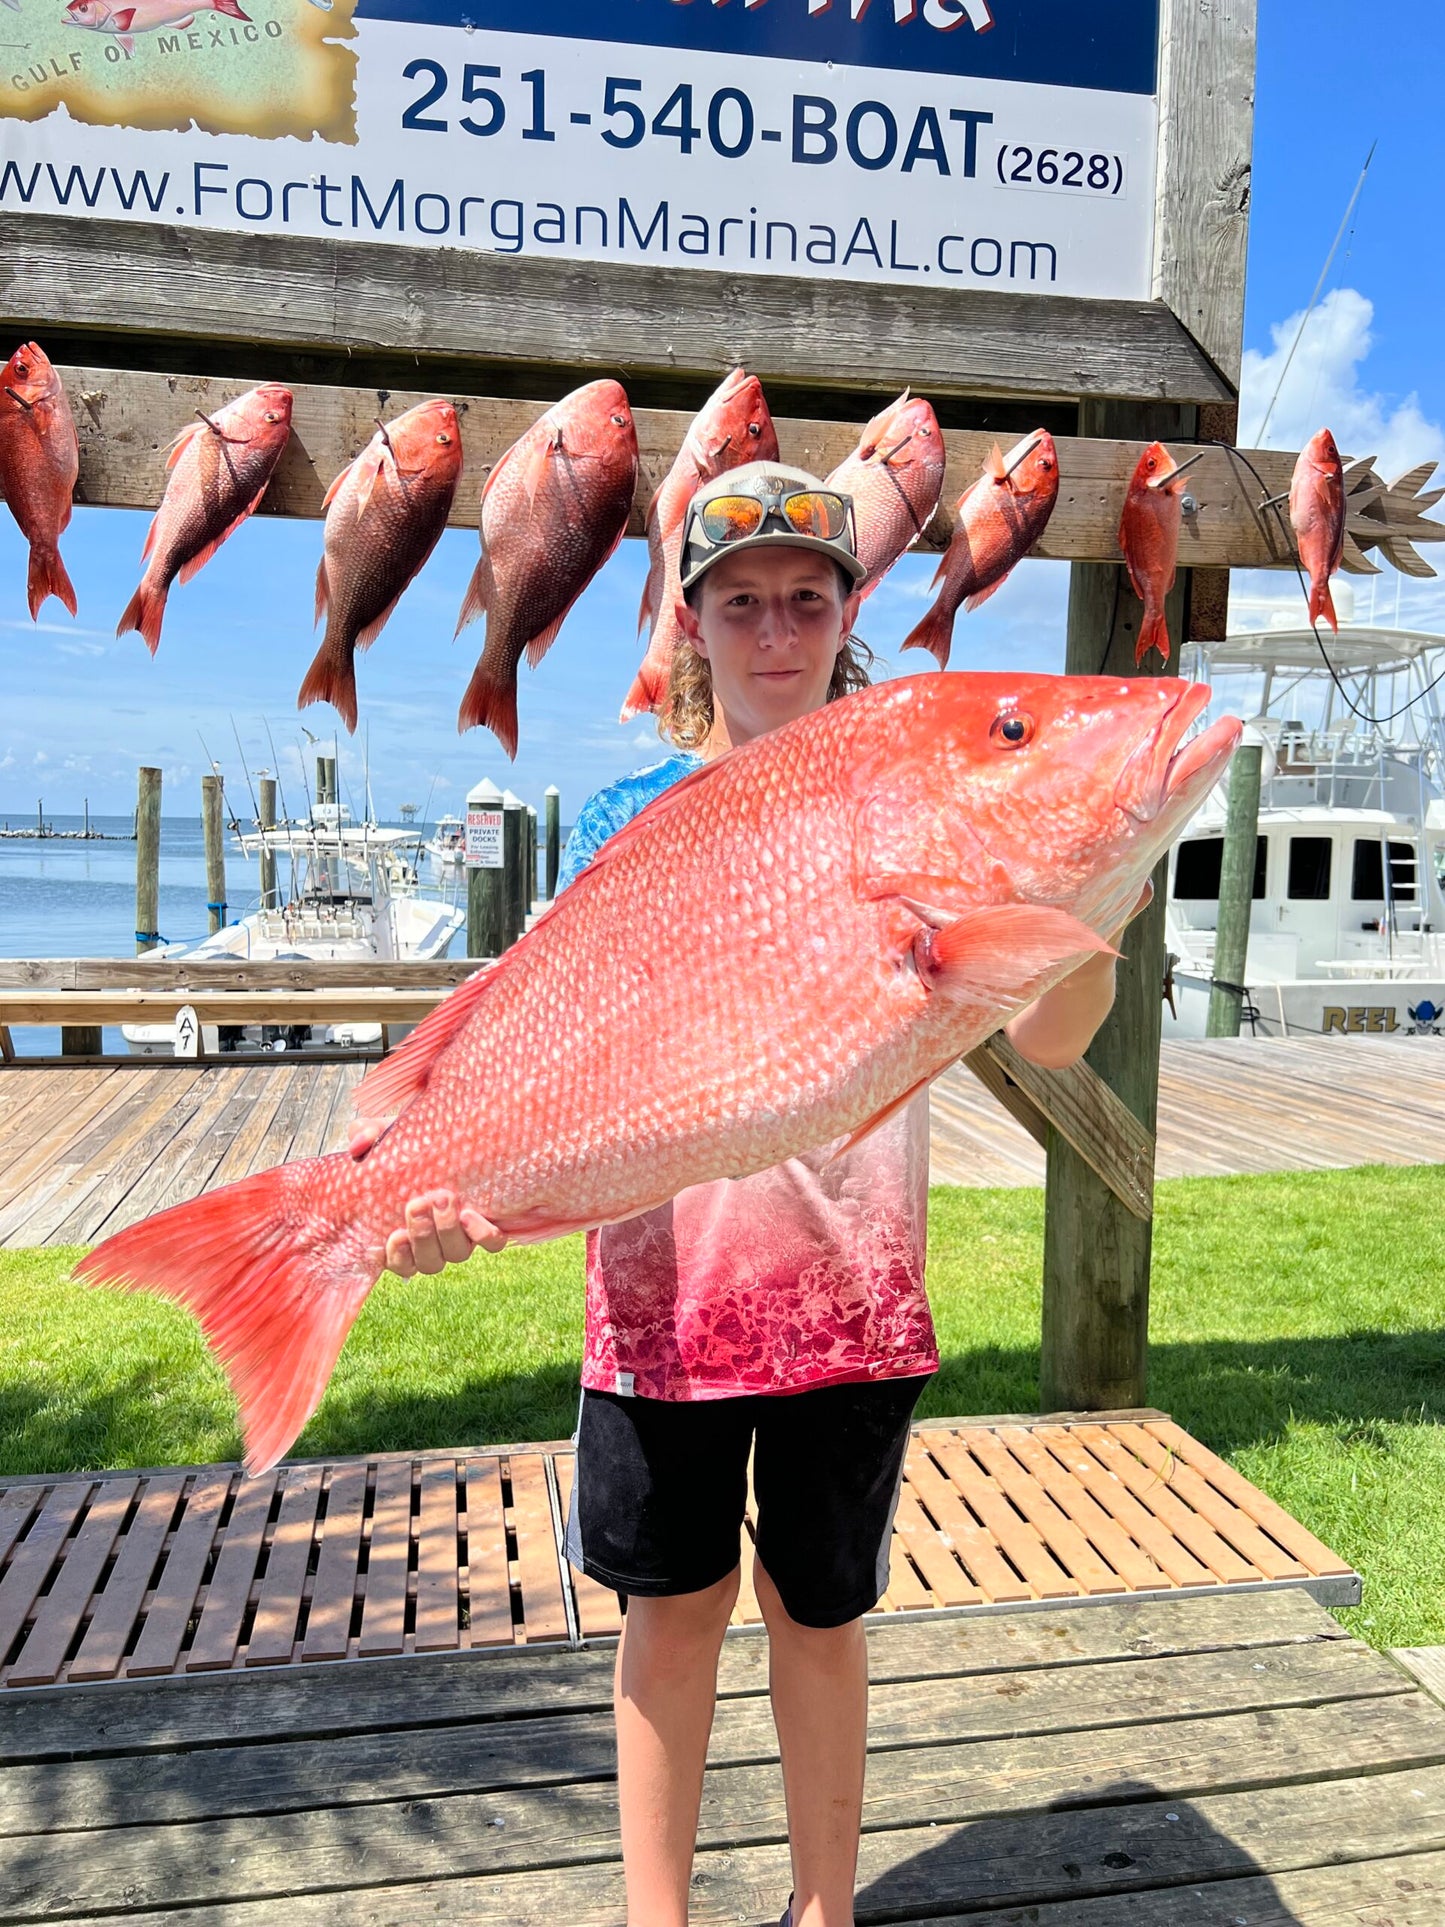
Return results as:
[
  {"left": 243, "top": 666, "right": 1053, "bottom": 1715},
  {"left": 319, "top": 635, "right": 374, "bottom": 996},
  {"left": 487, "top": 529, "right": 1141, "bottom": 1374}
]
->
[
  {"left": 1164, "top": 627, "right": 1445, "bottom": 1039},
  {"left": 123, "top": 803, "right": 464, "bottom": 1057},
  {"left": 423, "top": 813, "right": 466, "bottom": 869}
]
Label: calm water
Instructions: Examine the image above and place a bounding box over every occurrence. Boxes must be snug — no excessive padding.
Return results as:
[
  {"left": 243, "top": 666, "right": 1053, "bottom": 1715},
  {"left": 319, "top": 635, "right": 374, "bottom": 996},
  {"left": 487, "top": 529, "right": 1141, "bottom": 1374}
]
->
[{"left": 0, "top": 813, "right": 472, "bottom": 1056}]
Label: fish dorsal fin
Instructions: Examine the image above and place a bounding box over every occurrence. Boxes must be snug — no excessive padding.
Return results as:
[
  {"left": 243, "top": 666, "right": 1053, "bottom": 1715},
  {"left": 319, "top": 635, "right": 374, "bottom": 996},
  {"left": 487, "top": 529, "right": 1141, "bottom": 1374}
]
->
[
  {"left": 355, "top": 444, "right": 393, "bottom": 517},
  {"left": 984, "top": 444, "right": 1007, "bottom": 482},
  {"left": 352, "top": 965, "right": 500, "bottom": 1122},
  {"left": 165, "top": 419, "right": 208, "bottom": 470},
  {"left": 353, "top": 754, "right": 723, "bottom": 1123}
]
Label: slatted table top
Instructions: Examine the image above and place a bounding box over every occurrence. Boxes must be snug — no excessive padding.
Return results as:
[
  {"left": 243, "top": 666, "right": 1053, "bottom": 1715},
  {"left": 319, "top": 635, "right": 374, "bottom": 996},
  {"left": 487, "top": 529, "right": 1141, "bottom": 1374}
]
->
[
  {"left": 0, "top": 1035, "right": 1440, "bottom": 1248},
  {"left": 2, "top": 1582, "right": 1442, "bottom": 1924},
  {"left": 0, "top": 1414, "right": 1358, "bottom": 1693}
]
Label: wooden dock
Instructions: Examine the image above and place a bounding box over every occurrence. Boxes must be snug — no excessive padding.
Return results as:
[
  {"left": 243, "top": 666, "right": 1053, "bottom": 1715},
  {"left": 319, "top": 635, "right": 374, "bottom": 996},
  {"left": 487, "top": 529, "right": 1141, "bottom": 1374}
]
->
[
  {"left": 3, "top": 1578, "right": 1443, "bottom": 1922},
  {"left": 0, "top": 1036, "right": 1439, "bottom": 1246}
]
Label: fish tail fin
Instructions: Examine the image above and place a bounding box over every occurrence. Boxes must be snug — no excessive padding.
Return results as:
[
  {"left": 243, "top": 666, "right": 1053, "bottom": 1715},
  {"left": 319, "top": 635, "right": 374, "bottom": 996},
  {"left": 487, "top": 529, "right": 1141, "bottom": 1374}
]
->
[
  {"left": 1308, "top": 577, "right": 1339, "bottom": 633},
  {"left": 619, "top": 654, "right": 667, "bottom": 721},
  {"left": 28, "top": 544, "right": 77, "bottom": 622},
  {"left": 459, "top": 658, "right": 519, "bottom": 759},
  {"left": 116, "top": 575, "right": 166, "bottom": 655},
  {"left": 75, "top": 1161, "right": 378, "bottom": 1477},
  {"left": 298, "top": 629, "right": 359, "bottom": 733},
  {"left": 1135, "top": 609, "right": 1172, "bottom": 666},
  {"left": 212, "top": 0, "right": 250, "bottom": 17},
  {"left": 900, "top": 602, "right": 955, "bottom": 669}
]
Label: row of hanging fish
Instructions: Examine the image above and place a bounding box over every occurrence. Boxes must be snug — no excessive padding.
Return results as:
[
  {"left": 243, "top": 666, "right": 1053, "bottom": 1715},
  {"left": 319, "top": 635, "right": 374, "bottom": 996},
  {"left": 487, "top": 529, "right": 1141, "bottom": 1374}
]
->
[{"left": 0, "top": 338, "right": 1352, "bottom": 755}]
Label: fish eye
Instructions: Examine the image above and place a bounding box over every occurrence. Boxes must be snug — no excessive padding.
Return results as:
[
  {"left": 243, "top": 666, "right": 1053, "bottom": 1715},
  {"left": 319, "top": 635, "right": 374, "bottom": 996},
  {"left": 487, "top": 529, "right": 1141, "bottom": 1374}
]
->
[
  {"left": 991, "top": 712, "right": 1034, "bottom": 748},
  {"left": 611, "top": 412, "right": 626, "bottom": 426},
  {"left": 1144, "top": 454, "right": 1158, "bottom": 471},
  {"left": 264, "top": 410, "right": 281, "bottom": 422},
  {"left": 747, "top": 421, "right": 763, "bottom": 437},
  {"left": 13, "top": 360, "right": 27, "bottom": 378},
  {"left": 436, "top": 431, "right": 452, "bottom": 445}
]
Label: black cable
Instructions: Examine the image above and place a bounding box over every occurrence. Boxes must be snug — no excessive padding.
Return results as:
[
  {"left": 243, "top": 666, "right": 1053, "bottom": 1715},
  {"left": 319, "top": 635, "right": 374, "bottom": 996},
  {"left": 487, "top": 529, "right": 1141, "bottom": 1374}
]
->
[{"left": 1208, "top": 439, "right": 1445, "bottom": 727}]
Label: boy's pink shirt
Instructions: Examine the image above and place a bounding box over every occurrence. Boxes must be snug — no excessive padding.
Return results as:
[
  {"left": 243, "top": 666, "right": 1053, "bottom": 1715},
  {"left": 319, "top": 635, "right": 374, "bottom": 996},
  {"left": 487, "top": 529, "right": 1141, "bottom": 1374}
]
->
[{"left": 581, "top": 1096, "right": 938, "bottom": 1400}]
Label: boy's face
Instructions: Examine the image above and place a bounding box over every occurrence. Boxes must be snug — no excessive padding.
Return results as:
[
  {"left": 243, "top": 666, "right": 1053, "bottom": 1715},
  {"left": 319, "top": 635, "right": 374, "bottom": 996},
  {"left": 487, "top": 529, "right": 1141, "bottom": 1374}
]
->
[{"left": 676, "top": 546, "right": 861, "bottom": 747}]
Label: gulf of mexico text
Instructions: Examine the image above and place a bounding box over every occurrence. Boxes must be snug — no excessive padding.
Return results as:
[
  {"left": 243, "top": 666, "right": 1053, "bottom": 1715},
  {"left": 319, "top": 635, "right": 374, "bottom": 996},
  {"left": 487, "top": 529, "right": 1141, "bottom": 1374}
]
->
[{"left": 0, "top": 160, "right": 1060, "bottom": 283}]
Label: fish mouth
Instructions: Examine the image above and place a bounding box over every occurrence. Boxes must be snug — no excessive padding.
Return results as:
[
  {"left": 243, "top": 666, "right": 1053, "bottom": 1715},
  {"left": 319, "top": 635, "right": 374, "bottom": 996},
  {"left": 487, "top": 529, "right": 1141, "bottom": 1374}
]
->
[{"left": 1117, "top": 684, "right": 1241, "bottom": 823}]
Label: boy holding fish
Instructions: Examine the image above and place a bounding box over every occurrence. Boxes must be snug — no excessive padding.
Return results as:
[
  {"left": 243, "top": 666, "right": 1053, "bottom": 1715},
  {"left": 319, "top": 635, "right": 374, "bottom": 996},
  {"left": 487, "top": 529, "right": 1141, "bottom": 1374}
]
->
[{"left": 379, "top": 464, "right": 1147, "bottom": 1927}]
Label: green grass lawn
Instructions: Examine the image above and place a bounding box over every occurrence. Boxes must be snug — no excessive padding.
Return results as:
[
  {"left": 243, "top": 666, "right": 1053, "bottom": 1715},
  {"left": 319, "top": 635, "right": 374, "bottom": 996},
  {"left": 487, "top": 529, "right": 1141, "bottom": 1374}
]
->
[{"left": 2, "top": 1164, "right": 1441, "bottom": 1648}]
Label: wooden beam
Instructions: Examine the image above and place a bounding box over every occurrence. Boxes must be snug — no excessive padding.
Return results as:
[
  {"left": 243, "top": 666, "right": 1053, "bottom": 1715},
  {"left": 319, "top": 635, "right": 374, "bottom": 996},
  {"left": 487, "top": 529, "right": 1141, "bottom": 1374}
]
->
[
  {"left": 0, "top": 213, "right": 1235, "bottom": 406},
  {"left": 0, "top": 958, "right": 489, "bottom": 991},
  {"left": 46, "top": 364, "right": 1440, "bottom": 575},
  {"left": 0, "top": 989, "right": 465, "bottom": 1026},
  {"left": 968, "top": 1036, "right": 1154, "bottom": 1223},
  {"left": 1153, "top": 0, "right": 1257, "bottom": 385}
]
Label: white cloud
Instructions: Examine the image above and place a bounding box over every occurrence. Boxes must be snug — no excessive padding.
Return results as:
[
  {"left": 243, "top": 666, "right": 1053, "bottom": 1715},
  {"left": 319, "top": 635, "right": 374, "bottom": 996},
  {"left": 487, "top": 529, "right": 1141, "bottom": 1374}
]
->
[
  {"left": 1233, "top": 287, "right": 1445, "bottom": 636},
  {"left": 1240, "top": 287, "right": 1443, "bottom": 481}
]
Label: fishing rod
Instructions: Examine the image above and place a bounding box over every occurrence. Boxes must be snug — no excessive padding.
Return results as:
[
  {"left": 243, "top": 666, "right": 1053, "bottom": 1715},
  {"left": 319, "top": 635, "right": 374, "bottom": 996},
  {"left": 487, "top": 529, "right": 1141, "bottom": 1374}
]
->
[{"left": 228, "top": 715, "right": 263, "bottom": 831}]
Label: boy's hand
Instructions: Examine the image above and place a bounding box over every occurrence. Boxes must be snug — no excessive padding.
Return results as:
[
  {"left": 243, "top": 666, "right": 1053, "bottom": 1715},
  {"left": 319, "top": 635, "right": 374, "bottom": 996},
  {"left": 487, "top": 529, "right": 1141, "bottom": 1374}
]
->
[
  {"left": 349, "top": 1121, "right": 508, "bottom": 1276},
  {"left": 1003, "top": 880, "right": 1154, "bottom": 1070}
]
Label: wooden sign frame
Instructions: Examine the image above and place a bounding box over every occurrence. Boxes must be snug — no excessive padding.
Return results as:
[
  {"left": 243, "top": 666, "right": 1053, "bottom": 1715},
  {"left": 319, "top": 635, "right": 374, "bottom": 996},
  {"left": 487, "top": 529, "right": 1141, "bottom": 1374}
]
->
[{"left": 1, "top": 0, "right": 1255, "bottom": 408}]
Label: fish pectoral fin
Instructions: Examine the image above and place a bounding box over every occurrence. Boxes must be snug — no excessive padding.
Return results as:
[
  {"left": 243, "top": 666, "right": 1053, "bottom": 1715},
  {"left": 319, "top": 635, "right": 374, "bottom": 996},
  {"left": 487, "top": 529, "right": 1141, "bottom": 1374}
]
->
[
  {"left": 355, "top": 448, "right": 392, "bottom": 518},
  {"left": 824, "top": 1072, "right": 935, "bottom": 1164},
  {"left": 521, "top": 426, "right": 563, "bottom": 506},
  {"left": 911, "top": 903, "right": 1116, "bottom": 1008}
]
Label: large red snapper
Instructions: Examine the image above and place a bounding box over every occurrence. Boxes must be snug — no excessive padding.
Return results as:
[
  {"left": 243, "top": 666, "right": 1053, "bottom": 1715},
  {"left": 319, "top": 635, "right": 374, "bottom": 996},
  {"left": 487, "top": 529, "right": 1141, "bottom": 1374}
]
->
[
  {"left": 901, "top": 431, "right": 1058, "bottom": 668},
  {"left": 79, "top": 673, "right": 1240, "bottom": 1474},
  {"left": 621, "top": 368, "right": 778, "bottom": 720},
  {"left": 825, "top": 392, "right": 945, "bottom": 599},
  {"left": 298, "top": 399, "right": 462, "bottom": 733},
  {"left": 456, "top": 381, "right": 638, "bottom": 758},
  {"left": 1289, "top": 427, "right": 1346, "bottom": 632},
  {"left": 117, "top": 385, "right": 293, "bottom": 656},
  {"left": 0, "top": 342, "right": 78, "bottom": 621}
]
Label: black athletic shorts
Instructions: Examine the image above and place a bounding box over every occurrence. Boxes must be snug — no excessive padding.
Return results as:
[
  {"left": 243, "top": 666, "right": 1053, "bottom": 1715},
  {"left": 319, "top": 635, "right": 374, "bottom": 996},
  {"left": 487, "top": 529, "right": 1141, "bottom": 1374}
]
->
[{"left": 563, "top": 1373, "right": 932, "bottom": 1629}]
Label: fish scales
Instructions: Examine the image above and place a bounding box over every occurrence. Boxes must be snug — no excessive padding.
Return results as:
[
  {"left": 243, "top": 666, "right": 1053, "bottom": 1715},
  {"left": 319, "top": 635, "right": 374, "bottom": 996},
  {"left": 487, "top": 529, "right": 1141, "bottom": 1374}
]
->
[
  {"left": 825, "top": 393, "right": 945, "bottom": 599},
  {"left": 80, "top": 672, "right": 1241, "bottom": 1474}
]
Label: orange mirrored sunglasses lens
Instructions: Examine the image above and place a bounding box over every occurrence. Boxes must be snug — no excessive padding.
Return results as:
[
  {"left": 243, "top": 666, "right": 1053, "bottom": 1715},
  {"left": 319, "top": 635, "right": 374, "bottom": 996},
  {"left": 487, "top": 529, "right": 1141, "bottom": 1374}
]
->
[
  {"left": 781, "top": 491, "right": 848, "bottom": 538},
  {"left": 700, "top": 496, "right": 765, "bottom": 542}
]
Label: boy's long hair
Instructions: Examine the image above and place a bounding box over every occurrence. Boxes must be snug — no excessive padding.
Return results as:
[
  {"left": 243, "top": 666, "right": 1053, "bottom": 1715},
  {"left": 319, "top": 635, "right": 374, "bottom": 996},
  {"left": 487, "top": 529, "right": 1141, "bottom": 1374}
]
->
[{"left": 660, "top": 566, "right": 875, "bottom": 751}]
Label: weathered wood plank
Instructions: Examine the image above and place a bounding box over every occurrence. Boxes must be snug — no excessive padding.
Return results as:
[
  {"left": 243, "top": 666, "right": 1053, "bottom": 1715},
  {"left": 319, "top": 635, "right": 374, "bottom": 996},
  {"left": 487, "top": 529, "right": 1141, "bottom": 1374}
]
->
[
  {"left": 122, "top": 1472, "right": 230, "bottom": 1680},
  {"left": 3, "top": 1696, "right": 1441, "bottom": 1918},
  {"left": 1395, "top": 1648, "right": 1445, "bottom": 1706},
  {"left": 978, "top": 1034, "right": 1155, "bottom": 1222},
  {"left": 1153, "top": 0, "right": 1257, "bottom": 384},
  {"left": 299, "top": 1465, "right": 367, "bottom": 1665},
  {"left": 183, "top": 1473, "right": 277, "bottom": 1673},
  {"left": 1, "top": 215, "right": 1234, "bottom": 403},
  {"left": 3, "top": 1480, "right": 137, "bottom": 1690},
  {"left": 0, "top": 960, "right": 489, "bottom": 992},
  {"left": 243, "top": 1466, "right": 322, "bottom": 1667},
  {"left": 0, "top": 1485, "right": 92, "bottom": 1667},
  {"left": 0, "top": 1588, "right": 1348, "bottom": 1765},
  {"left": 67, "top": 1475, "right": 186, "bottom": 1685},
  {"left": 357, "top": 1462, "right": 413, "bottom": 1660}
]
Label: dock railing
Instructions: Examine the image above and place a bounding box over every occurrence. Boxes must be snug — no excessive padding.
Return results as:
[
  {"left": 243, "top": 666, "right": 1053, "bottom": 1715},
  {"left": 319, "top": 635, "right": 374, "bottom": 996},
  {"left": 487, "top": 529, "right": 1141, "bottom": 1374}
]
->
[{"left": 0, "top": 957, "right": 1155, "bottom": 1227}]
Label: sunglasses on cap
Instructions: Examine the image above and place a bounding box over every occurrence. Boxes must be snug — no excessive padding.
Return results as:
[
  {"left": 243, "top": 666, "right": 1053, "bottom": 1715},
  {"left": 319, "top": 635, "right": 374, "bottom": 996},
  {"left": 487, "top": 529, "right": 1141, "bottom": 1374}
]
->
[{"left": 698, "top": 483, "right": 853, "bottom": 547}]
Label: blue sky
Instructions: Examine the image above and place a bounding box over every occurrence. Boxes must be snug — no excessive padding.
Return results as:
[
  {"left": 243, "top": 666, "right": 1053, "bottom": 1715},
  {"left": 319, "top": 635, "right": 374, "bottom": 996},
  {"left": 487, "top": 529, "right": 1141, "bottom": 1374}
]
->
[{"left": 2, "top": 0, "right": 1441, "bottom": 820}]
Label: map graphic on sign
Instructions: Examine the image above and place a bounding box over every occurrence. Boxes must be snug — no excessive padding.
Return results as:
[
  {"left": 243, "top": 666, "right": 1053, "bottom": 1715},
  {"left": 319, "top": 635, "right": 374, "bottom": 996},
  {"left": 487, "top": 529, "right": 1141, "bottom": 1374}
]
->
[{"left": 2, "top": 0, "right": 357, "bottom": 142}]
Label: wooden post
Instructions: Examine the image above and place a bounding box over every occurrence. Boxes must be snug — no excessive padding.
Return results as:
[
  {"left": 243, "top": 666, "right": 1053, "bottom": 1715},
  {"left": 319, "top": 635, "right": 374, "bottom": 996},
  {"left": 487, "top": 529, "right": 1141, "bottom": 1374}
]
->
[
  {"left": 134, "top": 766, "right": 162, "bottom": 955},
  {"left": 201, "top": 775, "right": 226, "bottom": 937},
  {"left": 466, "top": 777, "right": 505, "bottom": 959},
  {"left": 1039, "top": 398, "right": 1194, "bottom": 1416},
  {"left": 544, "top": 786, "right": 560, "bottom": 900},
  {"left": 525, "top": 807, "right": 537, "bottom": 921},
  {"left": 258, "top": 776, "right": 278, "bottom": 910},
  {"left": 1206, "top": 742, "right": 1263, "bottom": 1038},
  {"left": 501, "top": 790, "right": 525, "bottom": 950}
]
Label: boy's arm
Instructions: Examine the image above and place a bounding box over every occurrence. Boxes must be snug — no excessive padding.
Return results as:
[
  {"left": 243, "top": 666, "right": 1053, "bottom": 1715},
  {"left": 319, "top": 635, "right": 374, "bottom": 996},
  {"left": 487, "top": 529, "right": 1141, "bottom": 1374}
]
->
[{"left": 1003, "top": 883, "right": 1154, "bottom": 1071}]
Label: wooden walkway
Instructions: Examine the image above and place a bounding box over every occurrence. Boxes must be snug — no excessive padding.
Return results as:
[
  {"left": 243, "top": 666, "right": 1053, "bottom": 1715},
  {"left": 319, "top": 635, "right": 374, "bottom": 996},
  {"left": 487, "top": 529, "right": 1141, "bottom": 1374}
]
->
[
  {"left": 0, "top": 1035, "right": 1439, "bottom": 1246},
  {"left": 4, "top": 1586, "right": 1444, "bottom": 1923},
  {"left": 0, "top": 1416, "right": 1358, "bottom": 1691}
]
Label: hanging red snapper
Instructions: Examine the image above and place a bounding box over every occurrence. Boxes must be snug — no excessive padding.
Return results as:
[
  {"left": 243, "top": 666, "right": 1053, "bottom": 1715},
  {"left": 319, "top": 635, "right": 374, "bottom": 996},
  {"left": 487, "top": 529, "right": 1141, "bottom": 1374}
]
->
[
  {"left": 825, "top": 392, "right": 945, "bottom": 599},
  {"left": 621, "top": 368, "right": 778, "bottom": 720},
  {"left": 299, "top": 399, "right": 462, "bottom": 733},
  {"left": 456, "top": 381, "right": 638, "bottom": 758},
  {"left": 79, "top": 673, "right": 1240, "bottom": 1475},
  {"left": 117, "top": 385, "right": 293, "bottom": 656},
  {"left": 901, "top": 431, "right": 1059, "bottom": 668},
  {"left": 0, "top": 342, "right": 79, "bottom": 620},
  {"left": 1289, "top": 427, "right": 1346, "bottom": 632},
  {"left": 1118, "top": 441, "right": 1194, "bottom": 665}
]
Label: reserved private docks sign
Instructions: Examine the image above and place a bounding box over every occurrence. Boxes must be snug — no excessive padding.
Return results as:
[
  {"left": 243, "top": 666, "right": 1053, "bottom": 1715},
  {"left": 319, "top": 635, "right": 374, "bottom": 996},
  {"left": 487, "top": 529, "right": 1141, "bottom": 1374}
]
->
[{"left": 2, "top": 0, "right": 1161, "bottom": 295}]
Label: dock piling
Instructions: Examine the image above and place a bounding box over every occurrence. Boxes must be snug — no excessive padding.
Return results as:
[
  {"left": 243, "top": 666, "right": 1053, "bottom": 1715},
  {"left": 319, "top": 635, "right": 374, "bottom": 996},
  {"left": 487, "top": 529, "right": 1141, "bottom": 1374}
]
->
[
  {"left": 134, "top": 767, "right": 162, "bottom": 955},
  {"left": 544, "top": 786, "right": 560, "bottom": 900},
  {"left": 258, "top": 776, "right": 277, "bottom": 910},
  {"left": 1206, "top": 742, "right": 1263, "bottom": 1038},
  {"left": 201, "top": 775, "right": 226, "bottom": 937},
  {"left": 465, "top": 778, "right": 506, "bottom": 959},
  {"left": 501, "top": 790, "right": 525, "bottom": 949}
]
